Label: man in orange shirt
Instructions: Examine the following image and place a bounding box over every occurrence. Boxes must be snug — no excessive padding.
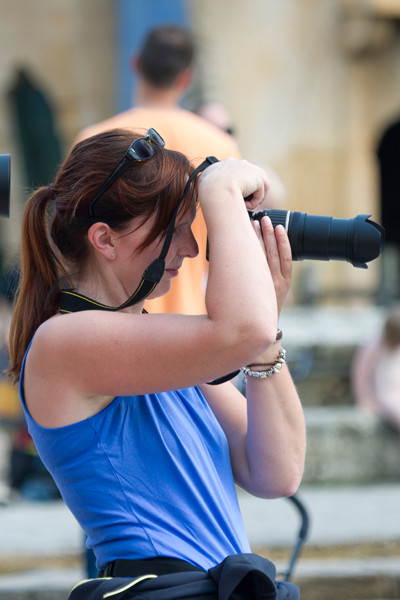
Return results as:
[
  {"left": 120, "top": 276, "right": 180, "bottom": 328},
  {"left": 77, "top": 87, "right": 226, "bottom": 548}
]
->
[{"left": 76, "top": 25, "right": 241, "bottom": 315}]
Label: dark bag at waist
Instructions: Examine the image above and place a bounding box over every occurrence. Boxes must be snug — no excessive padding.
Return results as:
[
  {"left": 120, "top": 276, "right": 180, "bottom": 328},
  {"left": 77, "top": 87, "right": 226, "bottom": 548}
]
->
[
  {"left": 70, "top": 553, "right": 300, "bottom": 600},
  {"left": 99, "top": 556, "right": 203, "bottom": 578}
]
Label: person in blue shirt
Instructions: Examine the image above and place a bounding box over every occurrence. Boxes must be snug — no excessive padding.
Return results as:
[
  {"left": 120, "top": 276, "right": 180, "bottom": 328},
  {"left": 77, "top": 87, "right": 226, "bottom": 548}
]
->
[{"left": 8, "top": 127, "right": 305, "bottom": 599}]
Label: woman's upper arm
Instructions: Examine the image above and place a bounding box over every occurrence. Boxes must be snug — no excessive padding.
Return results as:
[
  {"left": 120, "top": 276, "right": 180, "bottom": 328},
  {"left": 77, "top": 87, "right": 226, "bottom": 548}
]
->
[{"left": 29, "top": 311, "right": 253, "bottom": 399}]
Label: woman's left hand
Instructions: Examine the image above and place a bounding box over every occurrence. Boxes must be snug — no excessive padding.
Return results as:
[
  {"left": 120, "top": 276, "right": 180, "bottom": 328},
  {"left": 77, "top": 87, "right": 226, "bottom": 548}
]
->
[{"left": 252, "top": 216, "right": 292, "bottom": 315}]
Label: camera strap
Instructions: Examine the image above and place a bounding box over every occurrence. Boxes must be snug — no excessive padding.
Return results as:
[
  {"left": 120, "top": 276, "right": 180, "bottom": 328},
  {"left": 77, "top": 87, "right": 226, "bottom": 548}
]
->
[{"left": 59, "top": 156, "right": 220, "bottom": 314}]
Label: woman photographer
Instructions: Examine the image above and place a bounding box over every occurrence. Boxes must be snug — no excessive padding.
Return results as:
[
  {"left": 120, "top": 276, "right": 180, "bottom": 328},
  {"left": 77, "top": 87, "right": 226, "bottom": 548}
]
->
[{"left": 8, "top": 128, "right": 305, "bottom": 599}]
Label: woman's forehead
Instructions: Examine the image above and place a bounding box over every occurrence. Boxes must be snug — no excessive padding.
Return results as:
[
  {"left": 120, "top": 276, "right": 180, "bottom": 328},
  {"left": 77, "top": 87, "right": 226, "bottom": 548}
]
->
[{"left": 177, "top": 197, "right": 196, "bottom": 225}]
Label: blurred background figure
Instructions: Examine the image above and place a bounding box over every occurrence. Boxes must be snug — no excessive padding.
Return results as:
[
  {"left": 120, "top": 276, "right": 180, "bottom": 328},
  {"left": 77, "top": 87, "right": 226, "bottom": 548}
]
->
[
  {"left": 196, "top": 101, "right": 236, "bottom": 135},
  {"left": 75, "top": 24, "right": 241, "bottom": 315},
  {"left": 352, "top": 303, "right": 400, "bottom": 431},
  {"left": 7, "top": 67, "right": 63, "bottom": 190}
]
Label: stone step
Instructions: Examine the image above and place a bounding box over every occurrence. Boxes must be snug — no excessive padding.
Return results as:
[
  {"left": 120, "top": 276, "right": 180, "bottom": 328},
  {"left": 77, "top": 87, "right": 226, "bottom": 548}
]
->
[
  {"left": 280, "top": 305, "right": 385, "bottom": 408},
  {"left": 302, "top": 407, "right": 400, "bottom": 484},
  {"left": 292, "top": 556, "right": 400, "bottom": 600}
]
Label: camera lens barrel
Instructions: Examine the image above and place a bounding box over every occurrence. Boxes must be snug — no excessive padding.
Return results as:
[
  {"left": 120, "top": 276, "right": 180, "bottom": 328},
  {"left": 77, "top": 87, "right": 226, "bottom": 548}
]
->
[{"left": 250, "top": 209, "right": 384, "bottom": 269}]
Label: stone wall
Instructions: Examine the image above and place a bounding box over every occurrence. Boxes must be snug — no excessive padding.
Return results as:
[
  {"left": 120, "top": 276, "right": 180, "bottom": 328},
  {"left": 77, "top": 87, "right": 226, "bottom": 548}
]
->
[
  {"left": 190, "top": 0, "right": 400, "bottom": 300},
  {"left": 0, "top": 0, "right": 115, "bottom": 252}
]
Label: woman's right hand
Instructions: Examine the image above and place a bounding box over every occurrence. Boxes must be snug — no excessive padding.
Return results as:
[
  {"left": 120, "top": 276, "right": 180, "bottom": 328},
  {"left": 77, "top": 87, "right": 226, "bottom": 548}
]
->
[{"left": 197, "top": 158, "right": 270, "bottom": 213}]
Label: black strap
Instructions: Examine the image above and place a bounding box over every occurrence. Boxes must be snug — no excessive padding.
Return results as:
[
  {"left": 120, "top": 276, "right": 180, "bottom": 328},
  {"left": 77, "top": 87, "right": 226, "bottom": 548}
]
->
[
  {"left": 59, "top": 289, "right": 151, "bottom": 313},
  {"left": 99, "top": 556, "right": 203, "bottom": 578},
  {"left": 207, "top": 370, "right": 240, "bottom": 386},
  {"left": 157, "top": 155, "right": 219, "bottom": 263}
]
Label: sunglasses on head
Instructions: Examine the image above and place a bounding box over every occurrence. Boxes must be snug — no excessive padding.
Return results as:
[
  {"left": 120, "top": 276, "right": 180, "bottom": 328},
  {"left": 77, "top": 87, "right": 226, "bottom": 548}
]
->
[{"left": 88, "top": 128, "right": 165, "bottom": 218}]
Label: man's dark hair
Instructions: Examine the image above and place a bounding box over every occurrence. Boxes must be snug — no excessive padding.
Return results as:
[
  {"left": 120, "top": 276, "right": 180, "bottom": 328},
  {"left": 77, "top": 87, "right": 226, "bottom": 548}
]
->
[{"left": 139, "top": 25, "right": 195, "bottom": 88}]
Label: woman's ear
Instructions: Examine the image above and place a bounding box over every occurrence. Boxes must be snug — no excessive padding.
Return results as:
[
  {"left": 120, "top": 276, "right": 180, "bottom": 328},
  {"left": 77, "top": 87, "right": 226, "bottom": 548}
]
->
[{"left": 87, "top": 223, "right": 116, "bottom": 260}]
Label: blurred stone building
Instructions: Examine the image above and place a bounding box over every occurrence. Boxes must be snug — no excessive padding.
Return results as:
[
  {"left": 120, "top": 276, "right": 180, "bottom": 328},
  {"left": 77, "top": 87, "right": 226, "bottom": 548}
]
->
[{"left": 1, "top": 0, "right": 400, "bottom": 304}]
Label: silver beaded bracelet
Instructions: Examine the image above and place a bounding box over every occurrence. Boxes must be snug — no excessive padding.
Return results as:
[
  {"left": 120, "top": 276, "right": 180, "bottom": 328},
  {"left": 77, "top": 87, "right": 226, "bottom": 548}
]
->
[{"left": 241, "top": 348, "right": 286, "bottom": 382}]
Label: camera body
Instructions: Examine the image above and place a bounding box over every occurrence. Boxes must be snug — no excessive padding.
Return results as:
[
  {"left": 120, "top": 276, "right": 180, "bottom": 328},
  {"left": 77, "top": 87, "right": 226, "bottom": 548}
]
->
[{"left": 249, "top": 209, "right": 384, "bottom": 268}]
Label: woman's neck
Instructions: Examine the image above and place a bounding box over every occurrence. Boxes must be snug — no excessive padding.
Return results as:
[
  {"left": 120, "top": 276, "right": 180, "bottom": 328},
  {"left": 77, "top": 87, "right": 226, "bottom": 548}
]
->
[{"left": 73, "top": 279, "right": 144, "bottom": 314}]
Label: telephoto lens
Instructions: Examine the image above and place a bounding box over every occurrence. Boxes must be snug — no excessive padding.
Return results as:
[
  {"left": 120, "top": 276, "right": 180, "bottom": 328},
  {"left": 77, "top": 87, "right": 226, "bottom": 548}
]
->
[{"left": 249, "top": 209, "right": 384, "bottom": 268}]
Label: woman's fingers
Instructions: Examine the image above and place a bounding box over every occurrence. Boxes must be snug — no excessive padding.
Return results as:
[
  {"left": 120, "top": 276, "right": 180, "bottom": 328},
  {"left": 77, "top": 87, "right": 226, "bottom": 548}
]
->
[
  {"left": 258, "top": 217, "right": 292, "bottom": 311},
  {"left": 198, "top": 158, "right": 270, "bottom": 210},
  {"left": 260, "top": 219, "right": 291, "bottom": 275},
  {"left": 274, "top": 224, "right": 293, "bottom": 280}
]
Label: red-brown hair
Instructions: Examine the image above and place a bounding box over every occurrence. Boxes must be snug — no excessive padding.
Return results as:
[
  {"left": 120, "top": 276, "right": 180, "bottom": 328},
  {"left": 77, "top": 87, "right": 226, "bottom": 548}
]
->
[{"left": 8, "top": 128, "right": 194, "bottom": 383}]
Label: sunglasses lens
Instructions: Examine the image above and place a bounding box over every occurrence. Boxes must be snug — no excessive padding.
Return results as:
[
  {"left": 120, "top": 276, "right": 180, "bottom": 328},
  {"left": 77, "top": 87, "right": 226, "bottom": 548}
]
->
[
  {"left": 130, "top": 139, "right": 154, "bottom": 160},
  {"left": 148, "top": 128, "right": 165, "bottom": 148}
]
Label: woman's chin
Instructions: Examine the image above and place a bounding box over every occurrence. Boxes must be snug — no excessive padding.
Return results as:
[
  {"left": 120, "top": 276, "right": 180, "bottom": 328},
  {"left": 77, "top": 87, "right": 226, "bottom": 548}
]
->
[{"left": 147, "top": 280, "right": 171, "bottom": 300}]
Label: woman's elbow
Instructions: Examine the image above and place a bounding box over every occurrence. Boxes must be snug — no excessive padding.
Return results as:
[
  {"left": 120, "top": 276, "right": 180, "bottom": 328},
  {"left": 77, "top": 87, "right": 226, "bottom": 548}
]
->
[
  {"left": 276, "top": 473, "right": 303, "bottom": 499},
  {"left": 251, "top": 463, "right": 305, "bottom": 500},
  {"left": 237, "top": 319, "right": 278, "bottom": 357},
  {"left": 277, "top": 456, "right": 306, "bottom": 498}
]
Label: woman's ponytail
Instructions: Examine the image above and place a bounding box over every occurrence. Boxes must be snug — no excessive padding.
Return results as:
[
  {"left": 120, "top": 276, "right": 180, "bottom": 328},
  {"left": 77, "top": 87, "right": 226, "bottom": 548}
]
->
[{"left": 8, "top": 185, "right": 65, "bottom": 383}]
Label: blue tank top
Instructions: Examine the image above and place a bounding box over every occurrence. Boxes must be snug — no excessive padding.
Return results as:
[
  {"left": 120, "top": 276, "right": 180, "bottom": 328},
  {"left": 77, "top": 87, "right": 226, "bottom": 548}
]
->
[{"left": 20, "top": 348, "right": 250, "bottom": 570}]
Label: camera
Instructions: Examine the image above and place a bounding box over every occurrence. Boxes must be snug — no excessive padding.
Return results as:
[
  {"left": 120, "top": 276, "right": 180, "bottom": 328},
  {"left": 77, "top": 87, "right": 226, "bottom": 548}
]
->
[
  {"left": 249, "top": 209, "right": 384, "bottom": 268},
  {"left": 0, "top": 154, "right": 11, "bottom": 218}
]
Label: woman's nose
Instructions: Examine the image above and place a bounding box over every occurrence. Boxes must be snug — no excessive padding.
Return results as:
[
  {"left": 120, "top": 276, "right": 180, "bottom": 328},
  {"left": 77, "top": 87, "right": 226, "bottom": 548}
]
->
[{"left": 180, "top": 229, "right": 199, "bottom": 258}]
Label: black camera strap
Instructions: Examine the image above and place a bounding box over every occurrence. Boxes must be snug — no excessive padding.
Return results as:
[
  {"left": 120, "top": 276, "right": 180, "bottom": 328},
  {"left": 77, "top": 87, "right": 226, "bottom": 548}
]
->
[{"left": 59, "top": 156, "right": 219, "bottom": 314}]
